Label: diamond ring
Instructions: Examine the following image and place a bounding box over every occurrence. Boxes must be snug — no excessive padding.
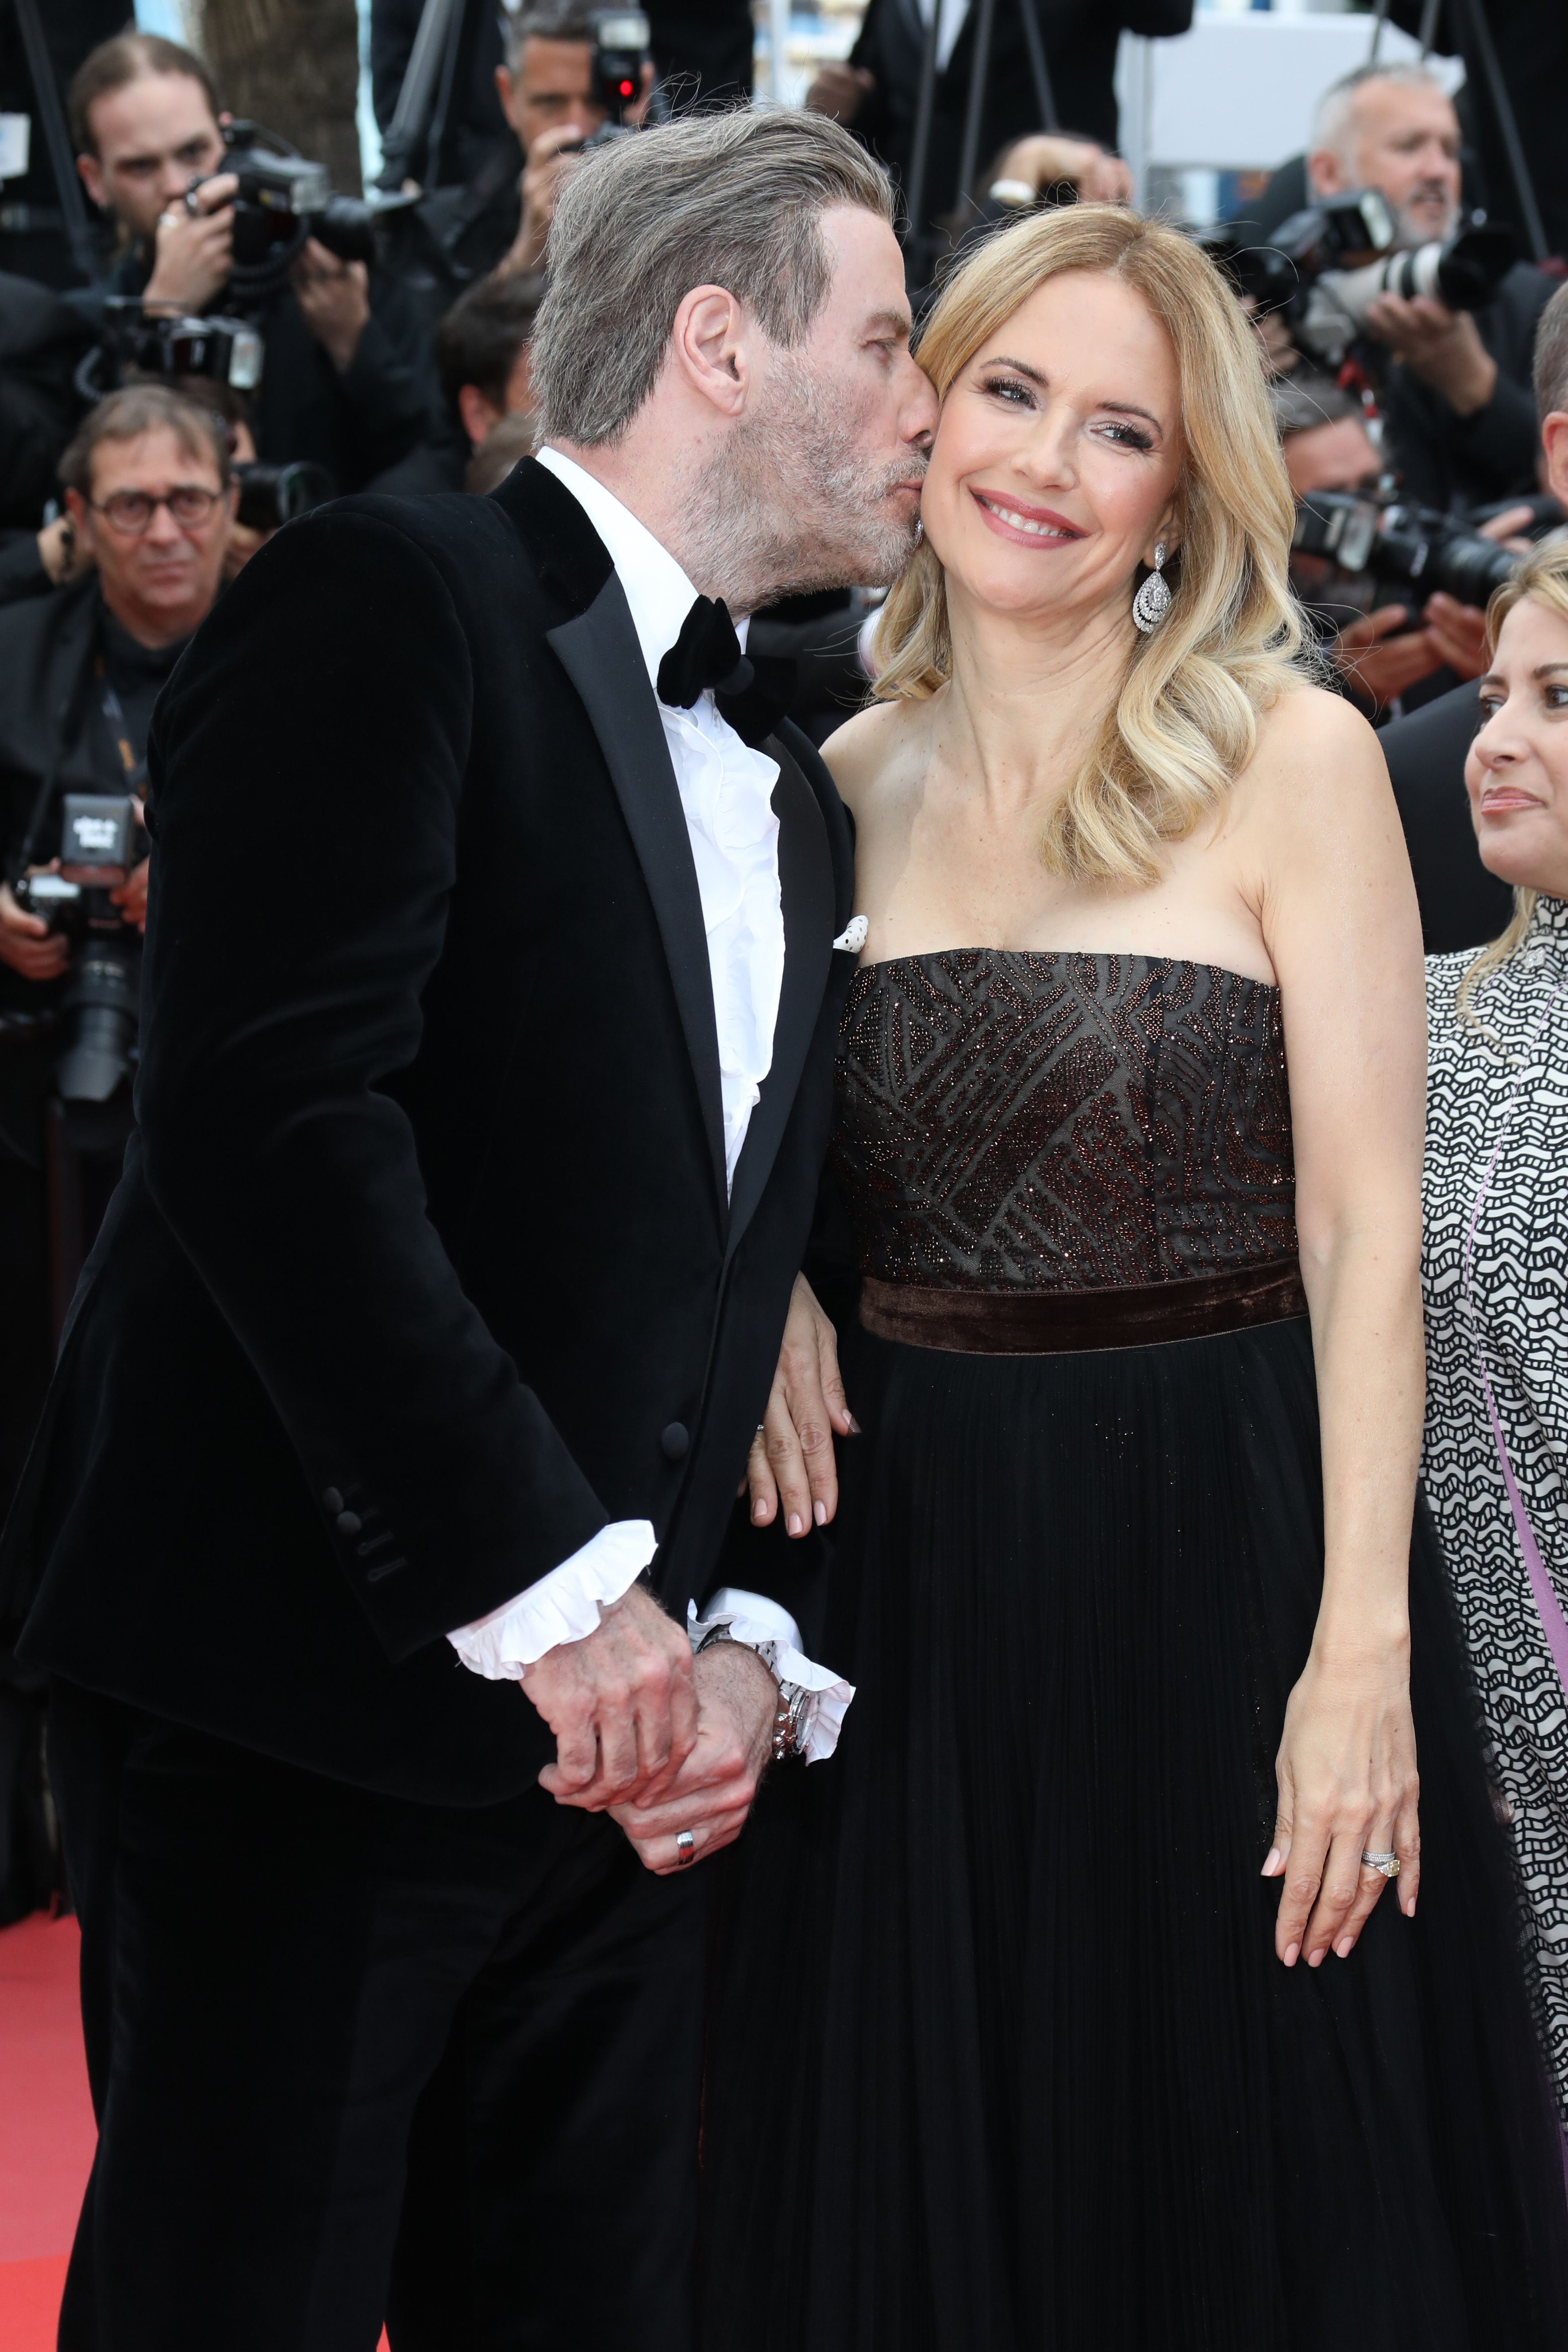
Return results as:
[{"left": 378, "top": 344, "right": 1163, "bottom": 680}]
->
[{"left": 1360, "top": 1849, "right": 1400, "bottom": 1878}]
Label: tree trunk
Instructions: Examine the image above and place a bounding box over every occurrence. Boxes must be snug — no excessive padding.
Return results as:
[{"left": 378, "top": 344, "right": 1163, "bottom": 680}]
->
[{"left": 183, "top": 0, "right": 364, "bottom": 196}]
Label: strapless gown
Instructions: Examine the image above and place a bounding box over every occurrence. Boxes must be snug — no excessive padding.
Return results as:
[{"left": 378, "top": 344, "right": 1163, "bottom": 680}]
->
[{"left": 700, "top": 951, "right": 1568, "bottom": 2352}]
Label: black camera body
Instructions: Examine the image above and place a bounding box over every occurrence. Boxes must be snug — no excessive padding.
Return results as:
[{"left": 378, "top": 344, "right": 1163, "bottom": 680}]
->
[
  {"left": 219, "top": 120, "right": 380, "bottom": 271},
  {"left": 559, "top": 11, "right": 660, "bottom": 153},
  {"left": 1292, "top": 486, "right": 1519, "bottom": 609},
  {"left": 89, "top": 297, "right": 264, "bottom": 399},
  {"left": 233, "top": 459, "right": 335, "bottom": 534},
  {"left": 13, "top": 793, "right": 146, "bottom": 1103}
]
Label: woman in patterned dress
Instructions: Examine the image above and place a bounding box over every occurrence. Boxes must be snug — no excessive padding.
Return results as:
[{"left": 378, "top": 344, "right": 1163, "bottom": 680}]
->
[
  {"left": 692, "top": 207, "right": 1568, "bottom": 2349},
  {"left": 1422, "top": 540, "right": 1568, "bottom": 2118}
]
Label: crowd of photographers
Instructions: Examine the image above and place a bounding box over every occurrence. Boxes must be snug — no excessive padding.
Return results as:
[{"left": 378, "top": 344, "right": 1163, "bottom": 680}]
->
[{"left": 0, "top": 0, "right": 1564, "bottom": 1910}]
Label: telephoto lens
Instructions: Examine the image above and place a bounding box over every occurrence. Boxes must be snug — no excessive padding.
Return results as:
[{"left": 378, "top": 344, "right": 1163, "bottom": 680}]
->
[
  {"left": 55, "top": 936, "right": 140, "bottom": 1104},
  {"left": 1292, "top": 488, "right": 1518, "bottom": 607}
]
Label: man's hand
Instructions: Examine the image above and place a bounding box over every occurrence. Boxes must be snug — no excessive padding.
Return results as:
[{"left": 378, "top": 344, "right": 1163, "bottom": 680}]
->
[
  {"left": 744, "top": 1273, "right": 856, "bottom": 1537},
  {"left": 37, "top": 514, "right": 89, "bottom": 586},
  {"left": 1362, "top": 292, "right": 1497, "bottom": 417},
  {"left": 507, "top": 123, "right": 588, "bottom": 273},
  {"left": 1332, "top": 604, "right": 1441, "bottom": 711},
  {"left": 0, "top": 879, "right": 69, "bottom": 980},
  {"left": 610, "top": 1640, "right": 778, "bottom": 1874},
  {"left": 527, "top": 1582, "right": 697, "bottom": 1812},
  {"left": 290, "top": 241, "right": 371, "bottom": 374},
  {"left": 1420, "top": 590, "right": 1489, "bottom": 680},
  {"left": 993, "top": 134, "right": 1132, "bottom": 206},
  {"left": 806, "top": 62, "right": 875, "bottom": 123},
  {"left": 110, "top": 857, "right": 150, "bottom": 933},
  {"left": 144, "top": 173, "right": 238, "bottom": 312}
]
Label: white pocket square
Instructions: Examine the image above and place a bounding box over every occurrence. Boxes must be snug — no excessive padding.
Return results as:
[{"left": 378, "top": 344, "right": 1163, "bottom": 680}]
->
[{"left": 832, "top": 916, "right": 869, "bottom": 954}]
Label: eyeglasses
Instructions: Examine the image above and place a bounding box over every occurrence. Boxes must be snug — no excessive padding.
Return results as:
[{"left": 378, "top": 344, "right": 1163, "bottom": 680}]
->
[{"left": 89, "top": 486, "right": 224, "bottom": 536}]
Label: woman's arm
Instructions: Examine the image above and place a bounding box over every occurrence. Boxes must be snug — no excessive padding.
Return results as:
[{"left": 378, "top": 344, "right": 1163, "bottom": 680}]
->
[{"left": 1249, "top": 687, "right": 1428, "bottom": 1966}]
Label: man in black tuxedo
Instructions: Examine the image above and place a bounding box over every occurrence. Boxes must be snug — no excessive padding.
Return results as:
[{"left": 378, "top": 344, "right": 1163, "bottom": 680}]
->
[{"left": 3, "top": 109, "right": 936, "bottom": 2351}]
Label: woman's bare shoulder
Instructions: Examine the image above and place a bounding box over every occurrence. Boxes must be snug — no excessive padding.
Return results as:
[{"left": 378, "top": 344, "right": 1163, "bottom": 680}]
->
[
  {"left": 1249, "top": 680, "right": 1385, "bottom": 785},
  {"left": 819, "top": 698, "right": 925, "bottom": 820}
]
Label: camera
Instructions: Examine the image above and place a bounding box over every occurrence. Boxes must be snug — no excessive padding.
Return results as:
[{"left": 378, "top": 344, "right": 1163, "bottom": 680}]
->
[
  {"left": 1202, "top": 191, "right": 1518, "bottom": 367},
  {"left": 13, "top": 794, "right": 146, "bottom": 1103},
  {"left": 560, "top": 11, "right": 661, "bottom": 153},
  {"left": 233, "top": 460, "right": 335, "bottom": 534},
  {"left": 192, "top": 120, "right": 415, "bottom": 297},
  {"left": 81, "top": 299, "right": 264, "bottom": 404},
  {"left": 1291, "top": 487, "right": 1518, "bottom": 609}
]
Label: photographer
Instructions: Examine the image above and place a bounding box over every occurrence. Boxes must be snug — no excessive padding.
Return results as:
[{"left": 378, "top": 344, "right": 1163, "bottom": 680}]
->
[
  {"left": 1306, "top": 64, "right": 1554, "bottom": 516},
  {"left": 488, "top": 2, "right": 655, "bottom": 278},
  {"left": 1382, "top": 277, "right": 1568, "bottom": 951},
  {"left": 67, "top": 31, "right": 434, "bottom": 493},
  {"left": 1277, "top": 372, "right": 1493, "bottom": 720},
  {"left": 0, "top": 382, "right": 232, "bottom": 1527}
]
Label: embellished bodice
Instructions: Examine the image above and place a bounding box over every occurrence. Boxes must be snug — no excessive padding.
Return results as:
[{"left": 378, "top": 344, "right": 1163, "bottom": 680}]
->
[{"left": 831, "top": 951, "right": 1298, "bottom": 1293}]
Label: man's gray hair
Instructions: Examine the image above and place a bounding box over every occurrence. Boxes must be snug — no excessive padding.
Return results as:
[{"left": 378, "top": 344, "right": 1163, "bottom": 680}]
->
[
  {"left": 531, "top": 108, "right": 895, "bottom": 447},
  {"left": 1311, "top": 62, "right": 1449, "bottom": 164},
  {"left": 501, "top": 0, "right": 598, "bottom": 73},
  {"left": 1534, "top": 281, "right": 1568, "bottom": 421}
]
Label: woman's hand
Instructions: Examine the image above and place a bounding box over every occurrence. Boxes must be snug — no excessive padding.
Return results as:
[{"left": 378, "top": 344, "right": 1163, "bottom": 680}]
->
[
  {"left": 1263, "top": 1640, "right": 1420, "bottom": 1967},
  {"left": 743, "top": 1274, "right": 858, "bottom": 1537}
]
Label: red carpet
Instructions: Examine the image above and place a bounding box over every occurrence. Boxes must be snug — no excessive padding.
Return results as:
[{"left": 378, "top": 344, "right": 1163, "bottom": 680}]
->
[{"left": 0, "top": 1910, "right": 389, "bottom": 2349}]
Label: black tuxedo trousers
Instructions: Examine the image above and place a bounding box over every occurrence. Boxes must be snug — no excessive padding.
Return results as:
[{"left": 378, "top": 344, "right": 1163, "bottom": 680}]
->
[{"left": 7, "top": 460, "right": 859, "bottom": 2347}]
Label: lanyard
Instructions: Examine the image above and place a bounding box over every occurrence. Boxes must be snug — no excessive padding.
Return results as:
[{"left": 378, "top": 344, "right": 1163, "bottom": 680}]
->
[
  {"left": 1460, "top": 976, "right": 1568, "bottom": 1703},
  {"left": 96, "top": 655, "right": 146, "bottom": 791}
]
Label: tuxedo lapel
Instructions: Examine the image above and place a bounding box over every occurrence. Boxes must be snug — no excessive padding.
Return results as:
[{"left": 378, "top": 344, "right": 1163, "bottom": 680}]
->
[
  {"left": 724, "top": 738, "right": 835, "bottom": 1267},
  {"left": 547, "top": 576, "right": 729, "bottom": 1219}
]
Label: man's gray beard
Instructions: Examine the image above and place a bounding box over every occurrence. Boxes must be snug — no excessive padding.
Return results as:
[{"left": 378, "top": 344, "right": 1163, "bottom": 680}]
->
[
  {"left": 680, "top": 354, "right": 925, "bottom": 613},
  {"left": 1393, "top": 184, "right": 1460, "bottom": 250}
]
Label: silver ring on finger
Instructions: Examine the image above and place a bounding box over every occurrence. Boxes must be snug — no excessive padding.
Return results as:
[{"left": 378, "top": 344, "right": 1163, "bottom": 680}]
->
[
  {"left": 1360, "top": 1848, "right": 1400, "bottom": 1878},
  {"left": 675, "top": 1829, "right": 695, "bottom": 1867}
]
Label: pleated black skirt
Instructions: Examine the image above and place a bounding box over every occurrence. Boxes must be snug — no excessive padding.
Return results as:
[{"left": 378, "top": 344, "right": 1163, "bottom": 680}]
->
[{"left": 700, "top": 1316, "right": 1568, "bottom": 2352}]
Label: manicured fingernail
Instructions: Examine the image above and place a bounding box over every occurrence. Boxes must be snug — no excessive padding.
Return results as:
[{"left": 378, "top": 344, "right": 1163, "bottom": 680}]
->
[
  {"left": 787, "top": 1512, "right": 803, "bottom": 1536},
  {"left": 1403, "top": 1896, "right": 1417, "bottom": 1917},
  {"left": 1261, "top": 1847, "right": 1280, "bottom": 1877},
  {"left": 752, "top": 1498, "right": 768, "bottom": 1522},
  {"left": 813, "top": 1499, "right": 827, "bottom": 1525},
  {"left": 846, "top": 1413, "right": 863, "bottom": 1435},
  {"left": 1335, "top": 1936, "right": 1354, "bottom": 1959},
  {"left": 1307, "top": 1947, "right": 1325, "bottom": 1968},
  {"left": 1283, "top": 1943, "right": 1300, "bottom": 1968}
]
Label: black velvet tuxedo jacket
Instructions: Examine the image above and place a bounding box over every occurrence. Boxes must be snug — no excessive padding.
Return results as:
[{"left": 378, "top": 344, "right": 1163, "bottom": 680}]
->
[{"left": 7, "top": 458, "right": 858, "bottom": 1805}]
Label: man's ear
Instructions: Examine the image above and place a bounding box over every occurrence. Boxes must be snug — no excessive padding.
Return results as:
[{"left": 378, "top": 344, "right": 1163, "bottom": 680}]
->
[
  {"left": 494, "top": 65, "right": 523, "bottom": 136},
  {"left": 1306, "top": 146, "right": 1343, "bottom": 200},
  {"left": 668, "top": 284, "right": 752, "bottom": 419},
  {"left": 77, "top": 151, "right": 106, "bottom": 212},
  {"left": 458, "top": 383, "right": 504, "bottom": 448},
  {"left": 63, "top": 487, "right": 89, "bottom": 544},
  {"left": 1541, "top": 411, "right": 1568, "bottom": 510}
]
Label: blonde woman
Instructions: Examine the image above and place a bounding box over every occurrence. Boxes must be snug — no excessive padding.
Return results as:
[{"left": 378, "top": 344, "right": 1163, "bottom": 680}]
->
[
  {"left": 702, "top": 209, "right": 1568, "bottom": 2347},
  {"left": 1423, "top": 542, "right": 1568, "bottom": 2126}
]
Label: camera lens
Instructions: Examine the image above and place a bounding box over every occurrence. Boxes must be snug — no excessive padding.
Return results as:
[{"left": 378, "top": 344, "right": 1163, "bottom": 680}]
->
[{"left": 56, "top": 939, "right": 140, "bottom": 1104}]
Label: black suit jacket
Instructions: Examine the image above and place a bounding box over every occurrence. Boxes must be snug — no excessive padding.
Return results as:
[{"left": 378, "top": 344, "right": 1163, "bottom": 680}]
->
[
  {"left": 1380, "top": 679, "right": 1513, "bottom": 955},
  {"left": 5, "top": 459, "right": 858, "bottom": 1805}
]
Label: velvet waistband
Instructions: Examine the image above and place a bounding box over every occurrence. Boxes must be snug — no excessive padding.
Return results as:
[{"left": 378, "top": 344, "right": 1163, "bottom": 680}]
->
[{"left": 858, "top": 1262, "right": 1309, "bottom": 1356}]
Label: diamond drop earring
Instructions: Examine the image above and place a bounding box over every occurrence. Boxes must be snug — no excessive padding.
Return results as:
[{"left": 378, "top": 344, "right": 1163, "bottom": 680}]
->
[{"left": 1133, "top": 541, "right": 1172, "bottom": 635}]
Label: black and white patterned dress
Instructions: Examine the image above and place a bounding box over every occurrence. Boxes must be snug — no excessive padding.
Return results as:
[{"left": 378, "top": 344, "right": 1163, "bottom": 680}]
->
[{"left": 1423, "top": 894, "right": 1568, "bottom": 2118}]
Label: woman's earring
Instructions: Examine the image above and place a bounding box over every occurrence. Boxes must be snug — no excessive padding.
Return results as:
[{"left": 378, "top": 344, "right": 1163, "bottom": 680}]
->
[{"left": 1133, "top": 540, "right": 1172, "bottom": 635}]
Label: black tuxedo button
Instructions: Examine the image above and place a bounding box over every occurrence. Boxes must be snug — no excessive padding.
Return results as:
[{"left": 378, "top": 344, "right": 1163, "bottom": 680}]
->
[
  {"left": 335, "top": 1510, "right": 363, "bottom": 1536},
  {"left": 660, "top": 1422, "right": 689, "bottom": 1463},
  {"left": 322, "top": 1488, "right": 344, "bottom": 1515}
]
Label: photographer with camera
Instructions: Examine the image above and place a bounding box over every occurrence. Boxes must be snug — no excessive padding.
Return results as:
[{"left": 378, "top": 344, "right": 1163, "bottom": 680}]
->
[
  {"left": 1277, "top": 371, "right": 1499, "bottom": 720},
  {"left": 1381, "top": 278, "right": 1568, "bottom": 951},
  {"left": 67, "top": 32, "right": 434, "bottom": 494},
  {"left": 0, "top": 381, "right": 232, "bottom": 1528},
  {"left": 1305, "top": 64, "right": 1554, "bottom": 517},
  {"left": 376, "top": 266, "right": 543, "bottom": 494},
  {"left": 488, "top": 3, "right": 655, "bottom": 278}
]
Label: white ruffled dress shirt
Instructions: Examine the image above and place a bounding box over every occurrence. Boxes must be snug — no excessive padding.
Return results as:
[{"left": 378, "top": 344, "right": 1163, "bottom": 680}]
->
[{"left": 447, "top": 448, "right": 851, "bottom": 1757}]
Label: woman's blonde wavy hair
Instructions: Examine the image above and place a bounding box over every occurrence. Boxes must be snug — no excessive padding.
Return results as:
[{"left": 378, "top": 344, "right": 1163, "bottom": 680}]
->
[
  {"left": 1457, "top": 539, "right": 1568, "bottom": 1022},
  {"left": 872, "top": 204, "right": 1309, "bottom": 888}
]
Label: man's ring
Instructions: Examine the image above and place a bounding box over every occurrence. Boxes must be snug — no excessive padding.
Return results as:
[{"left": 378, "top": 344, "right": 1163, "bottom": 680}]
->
[
  {"left": 1361, "top": 1849, "right": 1400, "bottom": 1878},
  {"left": 675, "top": 1830, "right": 695, "bottom": 1867}
]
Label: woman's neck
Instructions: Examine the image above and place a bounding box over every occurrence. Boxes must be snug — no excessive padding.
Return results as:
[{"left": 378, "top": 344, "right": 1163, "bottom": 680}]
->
[{"left": 936, "top": 584, "right": 1137, "bottom": 811}]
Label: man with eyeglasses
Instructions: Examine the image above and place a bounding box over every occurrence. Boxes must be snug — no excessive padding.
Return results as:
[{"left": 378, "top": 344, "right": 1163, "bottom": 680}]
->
[{"left": 0, "top": 382, "right": 232, "bottom": 1518}]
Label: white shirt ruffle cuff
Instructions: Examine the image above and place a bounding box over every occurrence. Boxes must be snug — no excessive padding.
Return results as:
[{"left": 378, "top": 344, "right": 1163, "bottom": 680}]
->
[
  {"left": 689, "top": 1588, "right": 855, "bottom": 1763},
  {"left": 447, "top": 1519, "right": 656, "bottom": 1678}
]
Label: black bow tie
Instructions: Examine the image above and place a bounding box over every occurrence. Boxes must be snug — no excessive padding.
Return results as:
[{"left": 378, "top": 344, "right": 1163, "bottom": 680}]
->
[{"left": 657, "top": 595, "right": 755, "bottom": 712}]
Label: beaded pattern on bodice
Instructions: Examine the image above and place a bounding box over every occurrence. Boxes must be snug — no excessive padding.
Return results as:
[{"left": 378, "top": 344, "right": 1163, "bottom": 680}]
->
[{"left": 832, "top": 951, "right": 1298, "bottom": 1293}]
